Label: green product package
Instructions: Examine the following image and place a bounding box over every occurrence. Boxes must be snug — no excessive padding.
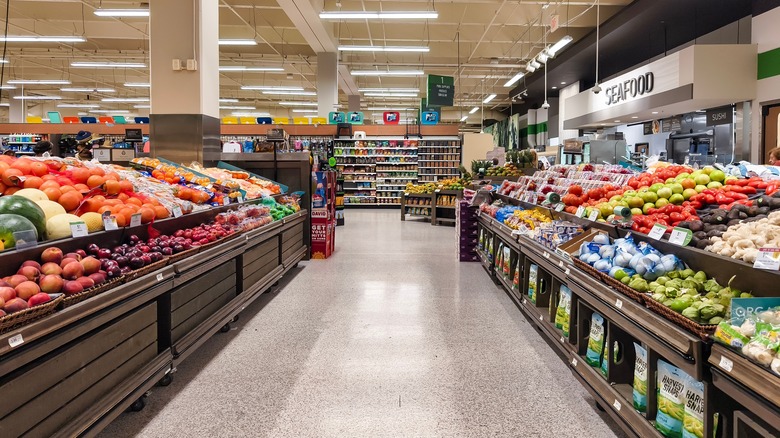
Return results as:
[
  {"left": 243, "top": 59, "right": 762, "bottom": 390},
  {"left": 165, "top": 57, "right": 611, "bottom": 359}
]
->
[
  {"left": 502, "top": 246, "right": 511, "bottom": 278},
  {"left": 528, "top": 264, "right": 539, "bottom": 304},
  {"left": 487, "top": 235, "right": 494, "bottom": 263},
  {"left": 555, "top": 285, "right": 572, "bottom": 337},
  {"left": 496, "top": 242, "right": 504, "bottom": 271},
  {"left": 656, "top": 359, "right": 689, "bottom": 438},
  {"left": 682, "top": 377, "right": 705, "bottom": 438},
  {"left": 512, "top": 259, "right": 520, "bottom": 290},
  {"left": 600, "top": 341, "right": 618, "bottom": 378},
  {"left": 478, "top": 228, "right": 484, "bottom": 250},
  {"left": 632, "top": 343, "right": 648, "bottom": 413},
  {"left": 585, "top": 313, "right": 606, "bottom": 367}
]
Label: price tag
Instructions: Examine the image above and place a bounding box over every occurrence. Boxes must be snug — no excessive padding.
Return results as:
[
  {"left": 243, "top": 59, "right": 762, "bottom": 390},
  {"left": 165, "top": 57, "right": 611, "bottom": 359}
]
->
[
  {"left": 435, "top": 189, "right": 441, "bottom": 193},
  {"left": 8, "top": 333, "right": 23, "bottom": 348},
  {"left": 560, "top": 336, "right": 565, "bottom": 343},
  {"left": 648, "top": 223, "right": 667, "bottom": 240},
  {"left": 719, "top": 355, "right": 733, "bottom": 372},
  {"left": 156, "top": 273, "right": 164, "bottom": 281},
  {"left": 613, "top": 399, "right": 622, "bottom": 411},
  {"left": 237, "top": 195, "right": 244, "bottom": 203},
  {"left": 543, "top": 251, "right": 550, "bottom": 259},
  {"left": 130, "top": 213, "right": 142, "bottom": 227},
  {"left": 559, "top": 261, "right": 564, "bottom": 268},
  {"left": 615, "top": 298, "right": 623, "bottom": 309},
  {"left": 522, "top": 298, "right": 526, "bottom": 304},
  {"left": 669, "top": 227, "right": 693, "bottom": 246},
  {"left": 588, "top": 210, "right": 599, "bottom": 221},
  {"left": 575, "top": 206, "right": 586, "bottom": 217},
  {"left": 103, "top": 215, "right": 119, "bottom": 231},
  {"left": 223, "top": 197, "right": 230, "bottom": 206},
  {"left": 565, "top": 268, "right": 571, "bottom": 275},
  {"left": 173, "top": 206, "right": 183, "bottom": 218},
  {"left": 70, "top": 221, "right": 88, "bottom": 238},
  {"left": 571, "top": 358, "right": 578, "bottom": 367},
  {"left": 539, "top": 314, "right": 544, "bottom": 321},
  {"left": 555, "top": 203, "right": 565, "bottom": 212},
  {"left": 754, "top": 247, "right": 780, "bottom": 270}
]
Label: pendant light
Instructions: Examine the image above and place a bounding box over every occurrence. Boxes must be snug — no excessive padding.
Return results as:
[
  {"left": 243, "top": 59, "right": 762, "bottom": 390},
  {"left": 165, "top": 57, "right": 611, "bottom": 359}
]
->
[
  {"left": 592, "top": 0, "right": 602, "bottom": 94},
  {"left": 541, "top": 28, "right": 550, "bottom": 110}
]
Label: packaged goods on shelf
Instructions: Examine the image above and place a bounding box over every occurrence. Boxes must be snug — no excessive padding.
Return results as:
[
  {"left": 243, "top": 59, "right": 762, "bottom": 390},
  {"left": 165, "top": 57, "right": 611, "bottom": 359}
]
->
[
  {"left": 633, "top": 343, "right": 649, "bottom": 413},
  {"left": 713, "top": 307, "right": 780, "bottom": 374},
  {"left": 188, "top": 162, "right": 283, "bottom": 198},
  {"left": 585, "top": 312, "right": 606, "bottom": 367},
  {"left": 528, "top": 264, "right": 539, "bottom": 303},
  {"left": 555, "top": 286, "right": 572, "bottom": 336},
  {"left": 533, "top": 221, "right": 584, "bottom": 250}
]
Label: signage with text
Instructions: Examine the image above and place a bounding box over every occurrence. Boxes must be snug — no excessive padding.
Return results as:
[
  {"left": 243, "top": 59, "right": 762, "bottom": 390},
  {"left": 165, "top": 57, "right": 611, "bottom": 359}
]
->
[
  {"left": 427, "top": 74, "right": 454, "bottom": 107},
  {"left": 605, "top": 72, "right": 654, "bottom": 105},
  {"left": 383, "top": 112, "right": 400, "bottom": 125},
  {"left": 705, "top": 106, "right": 733, "bottom": 126}
]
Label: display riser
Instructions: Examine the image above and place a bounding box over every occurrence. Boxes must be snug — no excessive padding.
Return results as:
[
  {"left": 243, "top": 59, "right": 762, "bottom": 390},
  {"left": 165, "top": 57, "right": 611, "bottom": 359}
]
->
[{"left": 0, "top": 211, "right": 308, "bottom": 436}]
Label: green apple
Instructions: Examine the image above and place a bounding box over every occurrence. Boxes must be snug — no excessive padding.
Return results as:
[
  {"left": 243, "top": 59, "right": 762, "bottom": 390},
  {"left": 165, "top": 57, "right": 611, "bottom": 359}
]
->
[
  {"left": 627, "top": 196, "right": 644, "bottom": 209},
  {"left": 630, "top": 208, "right": 643, "bottom": 216},
  {"left": 707, "top": 181, "right": 723, "bottom": 189},
  {"left": 643, "top": 203, "right": 655, "bottom": 214},
  {"left": 624, "top": 190, "right": 637, "bottom": 197},
  {"left": 675, "top": 172, "right": 690, "bottom": 181},
  {"left": 669, "top": 183, "right": 684, "bottom": 194},
  {"left": 682, "top": 188, "right": 698, "bottom": 200},
  {"left": 599, "top": 203, "right": 613, "bottom": 218},
  {"left": 655, "top": 198, "right": 670, "bottom": 208},
  {"left": 610, "top": 195, "right": 622, "bottom": 202},
  {"left": 702, "top": 166, "right": 714, "bottom": 175},
  {"left": 694, "top": 174, "right": 710, "bottom": 186},
  {"left": 665, "top": 178, "right": 676, "bottom": 184},
  {"left": 640, "top": 191, "right": 658, "bottom": 203},
  {"left": 669, "top": 193, "right": 685, "bottom": 205},
  {"left": 638, "top": 187, "right": 649, "bottom": 193},
  {"left": 695, "top": 184, "right": 707, "bottom": 193},
  {"left": 650, "top": 183, "right": 664, "bottom": 193},
  {"left": 619, "top": 201, "right": 629, "bottom": 208},
  {"left": 657, "top": 187, "right": 673, "bottom": 199},
  {"left": 709, "top": 169, "right": 726, "bottom": 183}
]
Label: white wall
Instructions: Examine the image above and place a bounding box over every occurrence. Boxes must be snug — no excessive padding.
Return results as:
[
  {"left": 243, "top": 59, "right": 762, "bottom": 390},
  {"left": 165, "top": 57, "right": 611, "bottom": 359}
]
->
[
  {"left": 751, "top": 7, "right": 780, "bottom": 161},
  {"left": 618, "top": 124, "right": 668, "bottom": 156}
]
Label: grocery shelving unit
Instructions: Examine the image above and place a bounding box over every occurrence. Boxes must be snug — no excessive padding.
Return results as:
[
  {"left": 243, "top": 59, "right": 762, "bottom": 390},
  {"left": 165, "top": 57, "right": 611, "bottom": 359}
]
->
[
  {"left": 417, "top": 137, "right": 462, "bottom": 183},
  {"left": 432, "top": 189, "right": 462, "bottom": 226},
  {"left": 400, "top": 190, "right": 463, "bottom": 226},
  {"left": 400, "top": 193, "right": 433, "bottom": 221}
]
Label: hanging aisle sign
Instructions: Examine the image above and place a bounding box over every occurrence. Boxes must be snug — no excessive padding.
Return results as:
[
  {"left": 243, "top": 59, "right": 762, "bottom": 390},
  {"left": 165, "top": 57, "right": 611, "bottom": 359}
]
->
[
  {"left": 329, "top": 112, "right": 345, "bottom": 124},
  {"left": 421, "top": 111, "right": 439, "bottom": 125},
  {"left": 348, "top": 112, "right": 364, "bottom": 125},
  {"left": 427, "top": 74, "right": 454, "bottom": 107},
  {"left": 383, "top": 112, "right": 400, "bottom": 125}
]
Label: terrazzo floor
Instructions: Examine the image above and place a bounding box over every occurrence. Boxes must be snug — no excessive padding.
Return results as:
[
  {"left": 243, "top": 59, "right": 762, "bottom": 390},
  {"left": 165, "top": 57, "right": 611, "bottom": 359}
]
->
[{"left": 100, "top": 209, "right": 625, "bottom": 438}]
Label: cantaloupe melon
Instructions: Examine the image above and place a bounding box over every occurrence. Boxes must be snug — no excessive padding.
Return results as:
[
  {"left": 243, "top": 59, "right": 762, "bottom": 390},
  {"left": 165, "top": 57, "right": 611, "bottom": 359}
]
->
[
  {"left": 14, "top": 188, "right": 48, "bottom": 202},
  {"left": 46, "top": 214, "right": 83, "bottom": 240},
  {"left": 35, "top": 200, "right": 67, "bottom": 221},
  {"left": 80, "top": 212, "right": 104, "bottom": 233}
]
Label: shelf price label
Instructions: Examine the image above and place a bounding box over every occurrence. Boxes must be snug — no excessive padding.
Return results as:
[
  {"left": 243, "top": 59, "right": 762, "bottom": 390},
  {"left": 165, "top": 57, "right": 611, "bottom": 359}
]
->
[
  {"left": 130, "top": 213, "right": 142, "bottom": 227},
  {"left": 102, "top": 212, "right": 118, "bottom": 231},
  {"left": 612, "top": 399, "right": 622, "bottom": 411},
  {"left": 575, "top": 206, "right": 586, "bottom": 218},
  {"left": 70, "top": 221, "right": 89, "bottom": 238},
  {"left": 555, "top": 203, "right": 565, "bottom": 212},
  {"left": 172, "top": 206, "right": 184, "bottom": 218},
  {"left": 718, "top": 355, "right": 733, "bottom": 372},
  {"left": 669, "top": 227, "right": 693, "bottom": 246},
  {"left": 615, "top": 298, "right": 623, "bottom": 309},
  {"left": 587, "top": 210, "right": 599, "bottom": 221},
  {"left": 647, "top": 223, "right": 667, "bottom": 240},
  {"left": 754, "top": 247, "right": 780, "bottom": 270},
  {"left": 8, "top": 334, "right": 23, "bottom": 348}
]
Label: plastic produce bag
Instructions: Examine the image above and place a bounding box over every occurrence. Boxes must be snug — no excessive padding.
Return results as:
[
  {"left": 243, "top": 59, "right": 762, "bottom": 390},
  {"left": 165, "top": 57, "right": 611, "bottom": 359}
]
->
[
  {"left": 555, "top": 286, "right": 572, "bottom": 337},
  {"left": 633, "top": 343, "right": 648, "bottom": 413},
  {"left": 682, "top": 377, "right": 705, "bottom": 438},
  {"left": 656, "top": 360, "right": 688, "bottom": 438},
  {"left": 585, "top": 313, "right": 606, "bottom": 367}
]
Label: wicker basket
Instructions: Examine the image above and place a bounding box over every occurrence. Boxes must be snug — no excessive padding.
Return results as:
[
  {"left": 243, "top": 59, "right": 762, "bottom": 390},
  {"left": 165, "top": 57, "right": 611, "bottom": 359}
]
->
[
  {"left": 165, "top": 247, "right": 201, "bottom": 264},
  {"left": 644, "top": 297, "right": 717, "bottom": 342},
  {"left": 196, "top": 232, "right": 241, "bottom": 252},
  {"left": 0, "top": 294, "right": 64, "bottom": 334},
  {"left": 573, "top": 258, "right": 646, "bottom": 304},
  {"left": 122, "top": 258, "right": 169, "bottom": 283},
  {"left": 62, "top": 277, "right": 124, "bottom": 308}
]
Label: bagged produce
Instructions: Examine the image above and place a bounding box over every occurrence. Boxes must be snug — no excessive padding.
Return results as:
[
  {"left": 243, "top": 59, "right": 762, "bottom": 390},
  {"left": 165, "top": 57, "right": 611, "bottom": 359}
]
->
[
  {"left": 496, "top": 241, "right": 504, "bottom": 271},
  {"left": 528, "top": 264, "right": 539, "bottom": 304},
  {"left": 600, "top": 340, "right": 611, "bottom": 377},
  {"left": 555, "top": 285, "right": 572, "bottom": 337},
  {"left": 632, "top": 343, "right": 648, "bottom": 413},
  {"left": 585, "top": 313, "right": 606, "bottom": 367},
  {"left": 656, "top": 360, "right": 688, "bottom": 438},
  {"left": 502, "top": 245, "right": 511, "bottom": 278},
  {"left": 682, "top": 377, "right": 705, "bottom": 438},
  {"left": 487, "top": 236, "right": 494, "bottom": 263},
  {"left": 512, "top": 259, "right": 520, "bottom": 291},
  {"left": 478, "top": 228, "right": 484, "bottom": 250}
]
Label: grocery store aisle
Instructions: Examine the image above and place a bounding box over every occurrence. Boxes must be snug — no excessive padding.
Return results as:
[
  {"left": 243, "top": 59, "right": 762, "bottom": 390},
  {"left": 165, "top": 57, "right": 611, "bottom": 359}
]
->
[{"left": 101, "top": 210, "right": 623, "bottom": 438}]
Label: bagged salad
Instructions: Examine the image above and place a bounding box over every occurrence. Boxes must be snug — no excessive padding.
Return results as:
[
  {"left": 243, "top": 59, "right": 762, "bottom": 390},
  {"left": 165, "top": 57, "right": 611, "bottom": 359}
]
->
[{"left": 656, "top": 360, "right": 688, "bottom": 438}]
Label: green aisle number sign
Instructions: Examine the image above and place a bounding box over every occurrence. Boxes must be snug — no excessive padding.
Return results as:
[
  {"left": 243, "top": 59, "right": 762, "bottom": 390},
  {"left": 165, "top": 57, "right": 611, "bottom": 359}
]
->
[{"left": 427, "top": 74, "right": 454, "bottom": 107}]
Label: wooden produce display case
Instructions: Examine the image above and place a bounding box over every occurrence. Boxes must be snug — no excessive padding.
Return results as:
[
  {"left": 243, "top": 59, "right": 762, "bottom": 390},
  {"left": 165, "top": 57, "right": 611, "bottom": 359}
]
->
[
  {"left": 431, "top": 189, "right": 462, "bottom": 226},
  {"left": 400, "top": 193, "right": 433, "bottom": 222},
  {"left": 0, "top": 205, "right": 309, "bottom": 436}
]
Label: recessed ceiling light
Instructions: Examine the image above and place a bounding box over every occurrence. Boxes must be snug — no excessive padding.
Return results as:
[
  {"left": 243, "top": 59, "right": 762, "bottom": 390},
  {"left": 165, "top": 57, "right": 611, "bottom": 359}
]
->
[
  {"left": 613, "top": 120, "right": 620, "bottom": 123},
  {"left": 560, "top": 82, "right": 567, "bottom": 85},
  {"left": 13, "top": 95, "right": 62, "bottom": 100},
  {"left": 8, "top": 79, "right": 70, "bottom": 85},
  {"left": 0, "top": 36, "right": 85, "bottom": 43},
  {"left": 351, "top": 70, "right": 424, "bottom": 76},
  {"left": 102, "top": 97, "right": 150, "bottom": 102},
  {"left": 124, "top": 82, "right": 150, "bottom": 88},
  {"left": 652, "top": 111, "right": 659, "bottom": 114},
  {"left": 71, "top": 62, "right": 146, "bottom": 68},
  {"left": 339, "top": 45, "right": 429, "bottom": 52},
  {"left": 219, "top": 66, "right": 285, "bottom": 72},
  {"left": 94, "top": 8, "right": 149, "bottom": 17},
  {"left": 469, "top": 106, "right": 479, "bottom": 114},
  {"left": 320, "top": 11, "right": 438, "bottom": 20},
  {"left": 241, "top": 86, "right": 304, "bottom": 91},
  {"left": 218, "top": 39, "right": 257, "bottom": 46},
  {"left": 551, "top": 86, "right": 557, "bottom": 90},
  {"left": 631, "top": 116, "right": 638, "bottom": 119}
]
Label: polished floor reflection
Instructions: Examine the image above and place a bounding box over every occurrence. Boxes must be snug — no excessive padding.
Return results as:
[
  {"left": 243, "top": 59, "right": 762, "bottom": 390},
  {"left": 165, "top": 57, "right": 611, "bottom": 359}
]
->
[{"left": 100, "top": 209, "right": 624, "bottom": 437}]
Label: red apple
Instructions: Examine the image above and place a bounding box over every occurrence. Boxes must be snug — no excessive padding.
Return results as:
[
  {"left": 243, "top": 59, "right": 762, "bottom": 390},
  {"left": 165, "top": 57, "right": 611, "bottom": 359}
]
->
[
  {"left": 62, "top": 281, "right": 84, "bottom": 295},
  {"left": 27, "top": 293, "right": 51, "bottom": 307},
  {"left": 80, "top": 256, "right": 101, "bottom": 275},
  {"left": 88, "top": 272, "right": 106, "bottom": 285},
  {"left": 15, "top": 281, "right": 40, "bottom": 300},
  {"left": 40, "top": 247, "right": 64, "bottom": 265},
  {"left": 65, "top": 252, "right": 82, "bottom": 262},
  {"left": 21, "top": 260, "right": 42, "bottom": 271},
  {"left": 76, "top": 276, "right": 95, "bottom": 289},
  {"left": 17, "top": 265, "right": 40, "bottom": 281},
  {"left": 62, "top": 262, "right": 84, "bottom": 280},
  {"left": 3, "top": 297, "right": 28, "bottom": 314},
  {"left": 60, "top": 257, "right": 79, "bottom": 269},
  {"left": 39, "top": 275, "right": 64, "bottom": 294},
  {"left": 41, "top": 262, "right": 63, "bottom": 276}
]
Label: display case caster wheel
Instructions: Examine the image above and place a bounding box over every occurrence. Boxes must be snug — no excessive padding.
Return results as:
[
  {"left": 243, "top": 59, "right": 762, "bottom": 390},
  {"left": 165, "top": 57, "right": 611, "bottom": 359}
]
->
[
  {"left": 294, "top": 263, "right": 299, "bottom": 269},
  {"left": 129, "top": 397, "right": 146, "bottom": 412},
  {"left": 158, "top": 374, "right": 173, "bottom": 387},
  {"left": 231, "top": 315, "right": 239, "bottom": 323},
  {"left": 595, "top": 402, "right": 605, "bottom": 412},
  {"left": 220, "top": 323, "right": 231, "bottom": 333},
  {"left": 273, "top": 281, "right": 280, "bottom": 287}
]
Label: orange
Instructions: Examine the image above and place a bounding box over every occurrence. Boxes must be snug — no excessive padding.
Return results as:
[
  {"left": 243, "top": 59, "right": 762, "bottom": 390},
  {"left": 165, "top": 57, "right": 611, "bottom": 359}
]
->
[
  {"left": 125, "top": 204, "right": 140, "bottom": 212},
  {"left": 105, "top": 180, "right": 120, "bottom": 195},
  {"left": 118, "top": 180, "right": 133, "bottom": 192},
  {"left": 2, "top": 168, "right": 23, "bottom": 186},
  {"left": 74, "top": 183, "right": 89, "bottom": 192},
  {"left": 118, "top": 208, "right": 135, "bottom": 225},
  {"left": 81, "top": 198, "right": 102, "bottom": 213},
  {"left": 105, "top": 172, "right": 120, "bottom": 181},
  {"left": 86, "top": 175, "right": 105, "bottom": 188},
  {"left": 39, "top": 180, "right": 60, "bottom": 191},
  {"left": 10, "top": 159, "right": 32, "bottom": 175},
  {"left": 139, "top": 207, "right": 155, "bottom": 224},
  {"left": 104, "top": 199, "right": 122, "bottom": 207},
  {"left": 70, "top": 168, "right": 90, "bottom": 184},
  {"left": 0, "top": 155, "right": 13, "bottom": 164},
  {"left": 41, "top": 174, "right": 57, "bottom": 181},
  {"left": 126, "top": 197, "right": 143, "bottom": 207},
  {"left": 0, "top": 162, "right": 8, "bottom": 174},
  {"left": 98, "top": 206, "right": 112, "bottom": 215},
  {"left": 56, "top": 176, "right": 74, "bottom": 187},
  {"left": 89, "top": 167, "right": 105, "bottom": 177},
  {"left": 60, "top": 185, "right": 76, "bottom": 194},
  {"left": 91, "top": 195, "right": 106, "bottom": 204},
  {"left": 58, "top": 191, "right": 81, "bottom": 212},
  {"left": 30, "top": 162, "right": 48, "bottom": 177},
  {"left": 43, "top": 187, "right": 62, "bottom": 201},
  {"left": 22, "top": 176, "right": 43, "bottom": 189},
  {"left": 153, "top": 206, "right": 169, "bottom": 219},
  {"left": 114, "top": 214, "right": 127, "bottom": 227},
  {"left": 4, "top": 187, "right": 20, "bottom": 195},
  {"left": 117, "top": 193, "right": 130, "bottom": 202}
]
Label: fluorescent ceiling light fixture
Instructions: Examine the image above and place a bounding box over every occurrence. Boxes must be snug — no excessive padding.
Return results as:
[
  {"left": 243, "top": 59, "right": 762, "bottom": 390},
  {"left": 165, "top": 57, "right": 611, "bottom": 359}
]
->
[
  {"left": 0, "top": 36, "right": 85, "bottom": 43},
  {"left": 631, "top": 116, "right": 639, "bottom": 119},
  {"left": 359, "top": 88, "right": 419, "bottom": 93},
  {"left": 0, "top": 85, "right": 16, "bottom": 89},
  {"left": 292, "top": 109, "right": 319, "bottom": 113},
  {"left": 219, "top": 66, "right": 285, "bottom": 72},
  {"left": 218, "top": 39, "right": 257, "bottom": 46},
  {"left": 231, "top": 112, "right": 271, "bottom": 117},
  {"left": 366, "top": 107, "right": 416, "bottom": 111},
  {"left": 219, "top": 98, "right": 239, "bottom": 103},
  {"left": 525, "top": 64, "right": 536, "bottom": 73},
  {"left": 94, "top": 8, "right": 150, "bottom": 17},
  {"left": 13, "top": 95, "right": 62, "bottom": 100},
  {"left": 548, "top": 35, "right": 574, "bottom": 57},
  {"left": 351, "top": 70, "right": 424, "bottom": 76},
  {"left": 71, "top": 62, "right": 146, "bottom": 68},
  {"left": 0, "top": 103, "right": 9, "bottom": 107},
  {"left": 220, "top": 105, "right": 256, "bottom": 110},
  {"left": 613, "top": 120, "right": 621, "bottom": 123},
  {"left": 460, "top": 115, "right": 468, "bottom": 122},
  {"left": 261, "top": 90, "right": 317, "bottom": 96},
  {"left": 91, "top": 110, "right": 130, "bottom": 114},
  {"left": 279, "top": 102, "right": 317, "bottom": 106},
  {"left": 339, "top": 45, "right": 429, "bottom": 53},
  {"left": 320, "top": 11, "right": 438, "bottom": 20},
  {"left": 134, "top": 105, "right": 151, "bottom": 109},
  {"left": 504, "top": 72, "right": 525, "bottom": 87},
  {"left": 364, "top": 92, "right": 418, "bottom": 97},
  {"left": 8, "top": 79, "right": 70, "bottom": 85},
  {"left": 61, "top": 87, "right": 115, "bottom": 92},
  {"left": 469, "top": 106, "right": 479, "bottom": 114},
  {"left": 102, "top": 97, "right": 150, "bottom": 102},
  {"left": 57, "top": 103, "right": 99, "bottom": 108},
  {"left": 483, "top": 94, "right": 496, "bottom": 104},
  {"left": 124, "top": 82, "right": 150, "bottom": 88},
  {"left": 241, "top": 85, "right": 304, "bottom": 91},
  {"left": 529, "top": 60, "right": 541, "bottom": 69},
  {"left": 0, "top": 59, "right": 7, "bottom": 63}
]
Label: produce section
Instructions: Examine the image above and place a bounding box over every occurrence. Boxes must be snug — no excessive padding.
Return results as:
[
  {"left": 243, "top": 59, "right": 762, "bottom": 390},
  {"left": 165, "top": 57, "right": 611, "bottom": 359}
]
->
[{"left": 470, "top": 163, "right": 780, "bottom": 437}]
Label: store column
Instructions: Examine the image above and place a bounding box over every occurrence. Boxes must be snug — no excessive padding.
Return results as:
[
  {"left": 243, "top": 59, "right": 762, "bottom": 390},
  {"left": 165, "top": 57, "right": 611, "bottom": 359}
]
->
[
  {"left": 317, "top": 52, "right": 338, "bottom": 118},
  {"left": 9, "top": 88, "right": 24, "bottom": 123},
  {"left": 348, "top": 95, "right": 361, "bottom": 112},
  {"left": 149, "top": 0, "right": 220, "bottom": 163}
]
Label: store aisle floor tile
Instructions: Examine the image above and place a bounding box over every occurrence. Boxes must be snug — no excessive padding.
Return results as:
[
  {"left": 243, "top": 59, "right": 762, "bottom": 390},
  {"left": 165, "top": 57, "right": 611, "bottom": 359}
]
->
[{"left": 99, "top": 209, "right": 626, "bottom": 438}]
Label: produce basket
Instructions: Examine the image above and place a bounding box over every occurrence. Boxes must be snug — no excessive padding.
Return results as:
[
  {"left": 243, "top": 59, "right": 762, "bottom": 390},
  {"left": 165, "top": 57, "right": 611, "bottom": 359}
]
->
[
  {"left": 195, "top": 232, "right": 242, "bottom": 252},
  {"left": 61, "top": 277, "right": 124, "bottom": 308},
  {"left": 122, "top": 258, "right": 170, "bottom": 283},
  {"left": 165, "top": 247, "right": 201, "bottom": 264},
  {"left": 573, "top": 258, "right": 646, "bottom": 304},
  {"left": 644, "top": 297, "right": 717, "bottom": 342},
  {"left": 0, "top": 295, "right": 64, "bottom": 335}
]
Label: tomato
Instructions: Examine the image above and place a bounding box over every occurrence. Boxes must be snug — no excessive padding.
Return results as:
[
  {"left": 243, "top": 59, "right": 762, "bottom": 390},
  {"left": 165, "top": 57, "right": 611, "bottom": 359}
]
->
[{"left": 569, "top": 185, "right": 583, "bottom": 196}]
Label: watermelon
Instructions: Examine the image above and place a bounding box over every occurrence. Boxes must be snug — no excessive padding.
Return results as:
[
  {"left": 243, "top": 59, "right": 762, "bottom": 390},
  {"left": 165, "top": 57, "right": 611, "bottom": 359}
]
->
[
  {"left": 0, "top": 195, "right": 47, "bottom": 239},
  {"left": 0, "top": 214, "right": 39, "bottom": 249}
]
